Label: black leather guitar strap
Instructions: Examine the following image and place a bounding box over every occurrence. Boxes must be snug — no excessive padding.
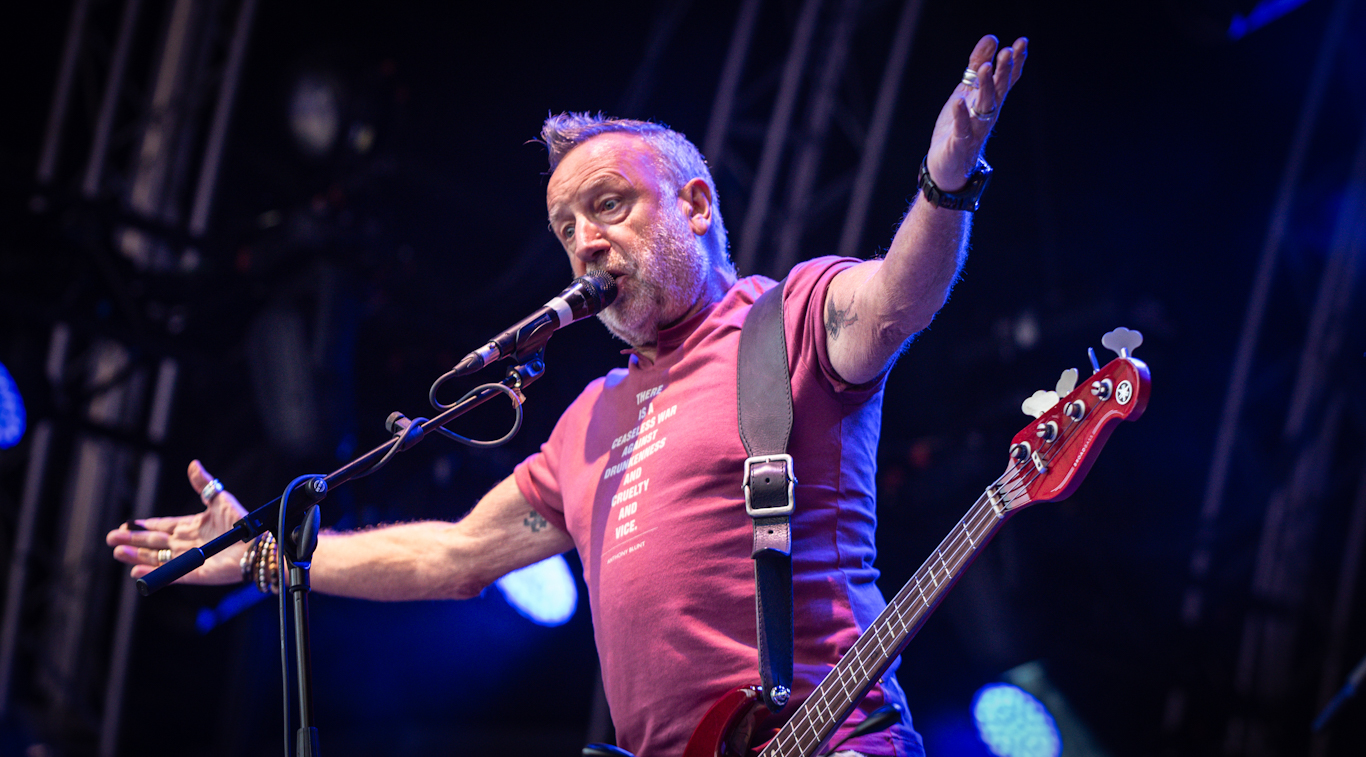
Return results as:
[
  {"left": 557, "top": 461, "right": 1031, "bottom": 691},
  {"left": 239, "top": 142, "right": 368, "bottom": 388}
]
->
[{"left": 737, "top": 280, "right": 795, "bottom": 713}]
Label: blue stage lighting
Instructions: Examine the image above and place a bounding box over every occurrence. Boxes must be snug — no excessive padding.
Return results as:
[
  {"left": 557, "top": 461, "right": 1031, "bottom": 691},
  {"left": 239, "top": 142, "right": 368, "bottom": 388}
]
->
[
  {"left": 0, "top": 362, "right": 25, "bottom": 449},
  {"left": 1228, "top": 0, "right": 1312, "bottom": 39},
  {"left": 494, "top": 554, "right": 578, "bottom": 627},
  {"left": 972, "top": 683, "right": 1062, "bottom": 757}
]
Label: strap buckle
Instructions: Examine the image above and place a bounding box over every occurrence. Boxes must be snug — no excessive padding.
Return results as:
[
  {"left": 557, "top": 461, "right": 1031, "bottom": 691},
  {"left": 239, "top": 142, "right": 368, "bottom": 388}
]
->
[{"left": 743, "top": 454, "right": 796, "bottom": 518}]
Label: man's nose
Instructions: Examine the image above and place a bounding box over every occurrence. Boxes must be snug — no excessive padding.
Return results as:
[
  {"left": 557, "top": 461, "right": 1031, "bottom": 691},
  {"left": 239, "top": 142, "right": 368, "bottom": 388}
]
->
[{"left": 572, "top": 220, "right": 609, "bottom": 264}]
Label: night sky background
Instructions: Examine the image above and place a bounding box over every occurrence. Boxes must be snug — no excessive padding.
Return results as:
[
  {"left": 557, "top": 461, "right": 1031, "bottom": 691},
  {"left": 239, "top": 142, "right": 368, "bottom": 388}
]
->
[{"left": 2, "top": 0, "right": 1365, "bottom": 755}]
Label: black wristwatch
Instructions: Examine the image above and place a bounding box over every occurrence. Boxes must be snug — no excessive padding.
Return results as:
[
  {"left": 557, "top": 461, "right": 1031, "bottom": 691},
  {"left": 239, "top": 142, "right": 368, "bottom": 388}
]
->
[{"left": 917, "top": 155, "right": 992, "bottom": 212}]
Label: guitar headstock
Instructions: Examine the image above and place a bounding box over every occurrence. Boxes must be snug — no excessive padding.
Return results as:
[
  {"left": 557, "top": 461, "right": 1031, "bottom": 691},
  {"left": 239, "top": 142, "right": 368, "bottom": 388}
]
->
[{"left": 1001, "top": 329, "right": 1150, "bottom": 510}]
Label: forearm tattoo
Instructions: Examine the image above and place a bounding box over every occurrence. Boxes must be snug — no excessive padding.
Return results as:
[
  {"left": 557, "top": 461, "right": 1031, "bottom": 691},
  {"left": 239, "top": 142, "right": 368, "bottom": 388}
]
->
[
  {"left": 825, "top": 296, "right": 859, "bottom": 341},
  {"left": 523, "top": 511, "right": 549, "bottom": 533}
]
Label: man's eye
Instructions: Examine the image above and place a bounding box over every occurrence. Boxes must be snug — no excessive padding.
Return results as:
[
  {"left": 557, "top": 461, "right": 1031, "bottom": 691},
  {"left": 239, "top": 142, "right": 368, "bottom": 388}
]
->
[
  {"left": 562, "top": 225, "right": 575, "bottom": 240},
  {"left": 602, "top": 198, "right": 620, "bottom": 212}
]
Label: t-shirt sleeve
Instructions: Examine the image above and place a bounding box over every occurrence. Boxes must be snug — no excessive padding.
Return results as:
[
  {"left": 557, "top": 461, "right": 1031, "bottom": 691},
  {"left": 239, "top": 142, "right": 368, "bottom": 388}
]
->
[
  {"left": 781, "top": 256, "right": 889, "bottom": 402},
  {"left": 513, "top": 443, "right": 569, "bottom": 534}
]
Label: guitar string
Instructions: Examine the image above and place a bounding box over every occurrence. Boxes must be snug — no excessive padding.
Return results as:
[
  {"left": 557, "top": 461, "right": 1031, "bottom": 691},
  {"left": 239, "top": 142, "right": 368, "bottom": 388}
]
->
[
  {"left": 768, "top": 388, "right": 1122, "bottom": 755},
  {"left": 771, "top": 469, "right": 1029, "bottom": 755},
  {"left": 771, "top": 477, "right": 1036, "bottom": 755},
  {"left": 776, "top": 460, "right": 1039, "bottom": 750},
  {"left": 766, "top": 481, "right": 1010, "bottom": 756},
  {"left": 764, "top": 396, "right": 1109, "bottom": 756}
]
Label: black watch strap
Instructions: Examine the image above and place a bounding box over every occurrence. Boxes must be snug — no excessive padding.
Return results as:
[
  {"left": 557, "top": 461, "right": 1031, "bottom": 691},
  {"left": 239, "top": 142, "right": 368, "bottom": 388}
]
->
[{"left": 917, "top": 155, "right": 992, "bottom": 212}]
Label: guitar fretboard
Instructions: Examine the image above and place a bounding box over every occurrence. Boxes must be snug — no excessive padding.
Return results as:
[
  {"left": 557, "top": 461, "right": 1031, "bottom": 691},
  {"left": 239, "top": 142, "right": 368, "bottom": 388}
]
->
[{"left": 758, "top": 466, "right": 1031, "bottom": 757}]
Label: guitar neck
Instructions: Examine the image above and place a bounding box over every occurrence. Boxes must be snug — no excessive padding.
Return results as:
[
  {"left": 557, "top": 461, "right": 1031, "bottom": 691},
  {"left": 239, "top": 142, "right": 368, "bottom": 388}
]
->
[{"left": 759, "top": 467, "right": 1030, "bottom": 757}]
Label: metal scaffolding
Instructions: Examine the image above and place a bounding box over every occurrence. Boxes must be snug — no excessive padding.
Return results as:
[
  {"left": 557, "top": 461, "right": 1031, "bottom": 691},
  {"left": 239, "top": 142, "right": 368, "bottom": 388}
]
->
[
  {"left": 703, "top": 0, "right": 926, "bottom": 278},
  {"left": 4, "top": 1, "right": 257, "bottom": 754},
  {"left": 1169, "top": 0, "right": 1366, "bottom": 752}
]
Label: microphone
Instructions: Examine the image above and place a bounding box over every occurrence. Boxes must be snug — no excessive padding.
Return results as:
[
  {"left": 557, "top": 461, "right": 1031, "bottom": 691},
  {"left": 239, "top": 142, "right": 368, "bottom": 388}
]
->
[{"left": 453, "top": 271, "right": 618, "bottom": 375}]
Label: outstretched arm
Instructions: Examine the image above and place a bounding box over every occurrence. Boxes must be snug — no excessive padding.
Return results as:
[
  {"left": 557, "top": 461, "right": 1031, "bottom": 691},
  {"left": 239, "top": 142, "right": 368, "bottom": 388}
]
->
[
  {"left": 824, "top": 35, "right": 1028, "bottom": 385},
  {"left": 107, "top": 461, "right": 573, "bottom": 602}
]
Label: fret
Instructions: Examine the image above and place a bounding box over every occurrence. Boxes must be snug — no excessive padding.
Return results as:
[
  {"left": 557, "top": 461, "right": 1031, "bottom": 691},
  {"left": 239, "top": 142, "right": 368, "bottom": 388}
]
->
[
  {"left": 960, "top": 519, "right": 977, "bottom": 548},
  {"left": 892, "top": 605, "right": 910, "bottom": 636}
]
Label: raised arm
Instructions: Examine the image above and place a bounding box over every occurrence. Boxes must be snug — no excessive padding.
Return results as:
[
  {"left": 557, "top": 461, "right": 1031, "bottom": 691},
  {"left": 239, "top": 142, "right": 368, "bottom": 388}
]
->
[
  {"left": 107, "top": 461, "right": 574, "bottom": 602},
  {"left": 824, "top": 35, "right": 1028, "bottom": 385}
]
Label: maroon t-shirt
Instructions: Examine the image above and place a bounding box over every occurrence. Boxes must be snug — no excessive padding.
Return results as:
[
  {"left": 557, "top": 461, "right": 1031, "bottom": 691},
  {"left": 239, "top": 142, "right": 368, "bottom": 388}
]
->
[{"left": 515, "top": 257, "right": 921, "bottom": 756}]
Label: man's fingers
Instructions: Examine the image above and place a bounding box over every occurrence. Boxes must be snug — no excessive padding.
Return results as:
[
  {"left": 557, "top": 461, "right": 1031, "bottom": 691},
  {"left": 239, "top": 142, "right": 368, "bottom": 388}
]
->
[
  {"left": 113, "top": 544, "right": 167, "bottom": 565},
  {"left": 106, "top": 528, "right": 170, "bottom": 549},
  {"left": 978, "top": 61, "right": 1000, "bottom": 115},
  {"left": 1009, "top": 38, "right": 1028, "bottom": 88},
  {"left": 188, "top": 459, "right": 212, "bottom": 493},
  {"left": 993, "top": 48, "right": 1013, "bottom": 94},
  {"left": 137, "top": 515, "right": 183, "bottom": 532},
  {"left": 952, "top": 98, "right": 974, "bottom": 142},
  {"left": 968, "top": 34, "right": 998, "bottom": 70}
]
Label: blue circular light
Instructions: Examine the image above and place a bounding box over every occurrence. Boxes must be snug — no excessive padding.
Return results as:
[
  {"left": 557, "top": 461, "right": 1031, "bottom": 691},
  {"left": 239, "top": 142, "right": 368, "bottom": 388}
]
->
[
  {"left": 0, "top": 363, "right": 25, "bottom": 449},
  {"left": 972, "top": 683, "right": 1061, "bottom": 757},
  {"left": 494, "top": 554, "right": 578, "bottom": 627}
]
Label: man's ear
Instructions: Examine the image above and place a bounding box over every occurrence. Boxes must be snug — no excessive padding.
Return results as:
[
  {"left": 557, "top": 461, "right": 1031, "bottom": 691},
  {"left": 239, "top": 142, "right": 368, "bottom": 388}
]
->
[{"left": 678, "top": 178, "right": 713, "bottom": 237}]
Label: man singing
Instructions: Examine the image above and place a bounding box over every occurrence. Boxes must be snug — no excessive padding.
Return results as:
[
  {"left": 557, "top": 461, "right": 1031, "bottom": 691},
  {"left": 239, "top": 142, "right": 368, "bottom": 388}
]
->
[{"left": 109, "top": 35, "right": 1027, "bottom": 756}]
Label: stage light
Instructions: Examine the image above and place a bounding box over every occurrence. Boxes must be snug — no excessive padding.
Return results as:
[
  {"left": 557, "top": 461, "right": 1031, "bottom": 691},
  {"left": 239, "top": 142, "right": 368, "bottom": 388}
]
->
[
  {"left": 494, "top": 554, "right": 578, "bottom": 627},
  {"left": 0, "top": 362, "right": 26, "bottom": 449},
  {"left": 289, "top": 72, "right": 342, "bottom": 157},
  {"left": 972, "top": 683, "right": 1062, "bottom": 757},
  {"left": 1229, "top": 0, "right": 1312, "bottom": 39}
]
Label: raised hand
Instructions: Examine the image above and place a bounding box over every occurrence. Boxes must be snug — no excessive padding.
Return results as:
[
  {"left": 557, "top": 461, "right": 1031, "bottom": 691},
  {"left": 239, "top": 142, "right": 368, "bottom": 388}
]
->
[
  {"left": 106, "top": 460, "right": 249, "bottom": 584},
  {"left": 926, "top": 35, "right": 1028, "bottom": 191}
]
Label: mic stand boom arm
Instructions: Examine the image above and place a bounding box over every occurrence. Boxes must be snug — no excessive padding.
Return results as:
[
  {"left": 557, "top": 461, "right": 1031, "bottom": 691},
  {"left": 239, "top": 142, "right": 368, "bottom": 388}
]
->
[{"left": 137, "top": 356, "right": 546, "bottom": 596}]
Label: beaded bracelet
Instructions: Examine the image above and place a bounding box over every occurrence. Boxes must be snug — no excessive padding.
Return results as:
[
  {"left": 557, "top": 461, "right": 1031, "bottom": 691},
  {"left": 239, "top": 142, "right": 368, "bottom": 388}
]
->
[
  {"left": 253, "top": 532, "right": 280, "bottom": 594},
  {"left": 240, "top": 535, "right": 263, "bottom": 583}
]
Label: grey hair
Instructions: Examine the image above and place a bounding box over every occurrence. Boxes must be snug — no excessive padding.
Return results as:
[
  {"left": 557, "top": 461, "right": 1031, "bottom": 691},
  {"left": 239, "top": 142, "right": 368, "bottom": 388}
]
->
[{"left": 540, "top": 112, "right": 731, "bottom": 269}]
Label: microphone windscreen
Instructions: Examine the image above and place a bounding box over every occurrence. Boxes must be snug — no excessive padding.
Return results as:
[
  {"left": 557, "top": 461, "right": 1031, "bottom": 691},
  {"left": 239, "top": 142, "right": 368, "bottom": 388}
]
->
[{"left": 581, "top": 270, "right": 618, "bottom": 311}]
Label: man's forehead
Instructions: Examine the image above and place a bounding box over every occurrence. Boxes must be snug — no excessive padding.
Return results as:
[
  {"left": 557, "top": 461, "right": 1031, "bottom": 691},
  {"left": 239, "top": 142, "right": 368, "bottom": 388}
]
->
[{"left": 546, "top": 133, "right": 659, "bottom": 207}]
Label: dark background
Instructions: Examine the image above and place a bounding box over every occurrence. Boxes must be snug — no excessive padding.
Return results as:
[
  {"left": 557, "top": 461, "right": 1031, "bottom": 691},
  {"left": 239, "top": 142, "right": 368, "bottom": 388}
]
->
[{"left": 1, "top": 0, "right": 1364, "bottom": 755}]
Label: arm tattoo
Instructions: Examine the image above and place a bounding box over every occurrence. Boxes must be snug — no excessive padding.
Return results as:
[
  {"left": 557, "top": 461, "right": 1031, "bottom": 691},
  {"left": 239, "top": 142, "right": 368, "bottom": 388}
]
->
[
  {"left": 825, "top": 296, "right": 859, "bottom": 341},
  {"left": 523, "top": 511, "right": 549, "bottom": 533}
]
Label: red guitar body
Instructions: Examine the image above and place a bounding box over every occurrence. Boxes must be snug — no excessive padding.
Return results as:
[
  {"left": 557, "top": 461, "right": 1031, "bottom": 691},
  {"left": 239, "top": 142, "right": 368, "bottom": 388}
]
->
[{"left": 681, "top": 686, "right": 769, "bottom": 757}]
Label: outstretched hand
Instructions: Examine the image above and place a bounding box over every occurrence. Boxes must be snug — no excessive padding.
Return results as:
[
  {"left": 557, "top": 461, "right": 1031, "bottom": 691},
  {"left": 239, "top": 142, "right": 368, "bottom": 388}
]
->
[
  {"left": 926, "top": 35, "right": 1028, "bottom": 192},
  {"left": 106, "top": 460, "right": 249, "bottom": 584}
]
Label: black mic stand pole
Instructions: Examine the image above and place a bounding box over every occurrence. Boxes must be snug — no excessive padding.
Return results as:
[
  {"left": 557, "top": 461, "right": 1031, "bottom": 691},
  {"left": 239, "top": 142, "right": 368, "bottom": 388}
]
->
[
  {"left": 137, "top": 355, "right": 545, "bottom": 757},
  {"left": 287, "top": 502, "right": 324, "bottom": 757}
]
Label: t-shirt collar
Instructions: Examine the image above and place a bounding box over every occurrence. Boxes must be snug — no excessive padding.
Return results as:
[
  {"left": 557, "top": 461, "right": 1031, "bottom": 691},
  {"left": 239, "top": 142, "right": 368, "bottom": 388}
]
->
[{"left": 623, "top": 300, "right": 719, "bottom": 369}]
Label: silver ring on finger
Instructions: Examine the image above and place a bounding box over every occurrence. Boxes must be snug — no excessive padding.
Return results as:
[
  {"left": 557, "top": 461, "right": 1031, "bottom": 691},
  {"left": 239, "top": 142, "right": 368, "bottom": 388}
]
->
[
  {"left": 961, "top": 68, "right": 980, "bottom": 88},
  {"left": 157, "top": 548, "right": 172, "bottom": 564},
  {"left": 968, "top": 102, "right": 996, "bottom": 121},
  {"left": 200, "top": 478, "right": 224, "bottom": 505}
]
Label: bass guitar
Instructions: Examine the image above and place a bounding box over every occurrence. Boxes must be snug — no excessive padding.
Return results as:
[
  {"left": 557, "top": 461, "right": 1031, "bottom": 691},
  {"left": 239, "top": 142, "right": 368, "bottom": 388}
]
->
[{"left": 678, "top": 327, "right": 1152, "bottom": 757}]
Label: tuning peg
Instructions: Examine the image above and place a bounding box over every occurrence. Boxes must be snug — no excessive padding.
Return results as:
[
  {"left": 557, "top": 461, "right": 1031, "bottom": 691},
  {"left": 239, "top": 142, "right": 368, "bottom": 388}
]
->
[
  {"left": 1021, "top": 389, "right": 1059, "bottom": 419},
  {"left": 1101, "top": 327, "right": 1143, "bottom": 359},
  {"left": 1055, "top": 368, "right": 1078, "bottom": 397}
]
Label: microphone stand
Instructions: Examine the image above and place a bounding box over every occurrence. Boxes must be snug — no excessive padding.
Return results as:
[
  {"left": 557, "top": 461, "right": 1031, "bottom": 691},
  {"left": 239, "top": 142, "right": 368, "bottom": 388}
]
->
[{"left": 137, "top": 354, "right": 546, "bottom": 756}]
